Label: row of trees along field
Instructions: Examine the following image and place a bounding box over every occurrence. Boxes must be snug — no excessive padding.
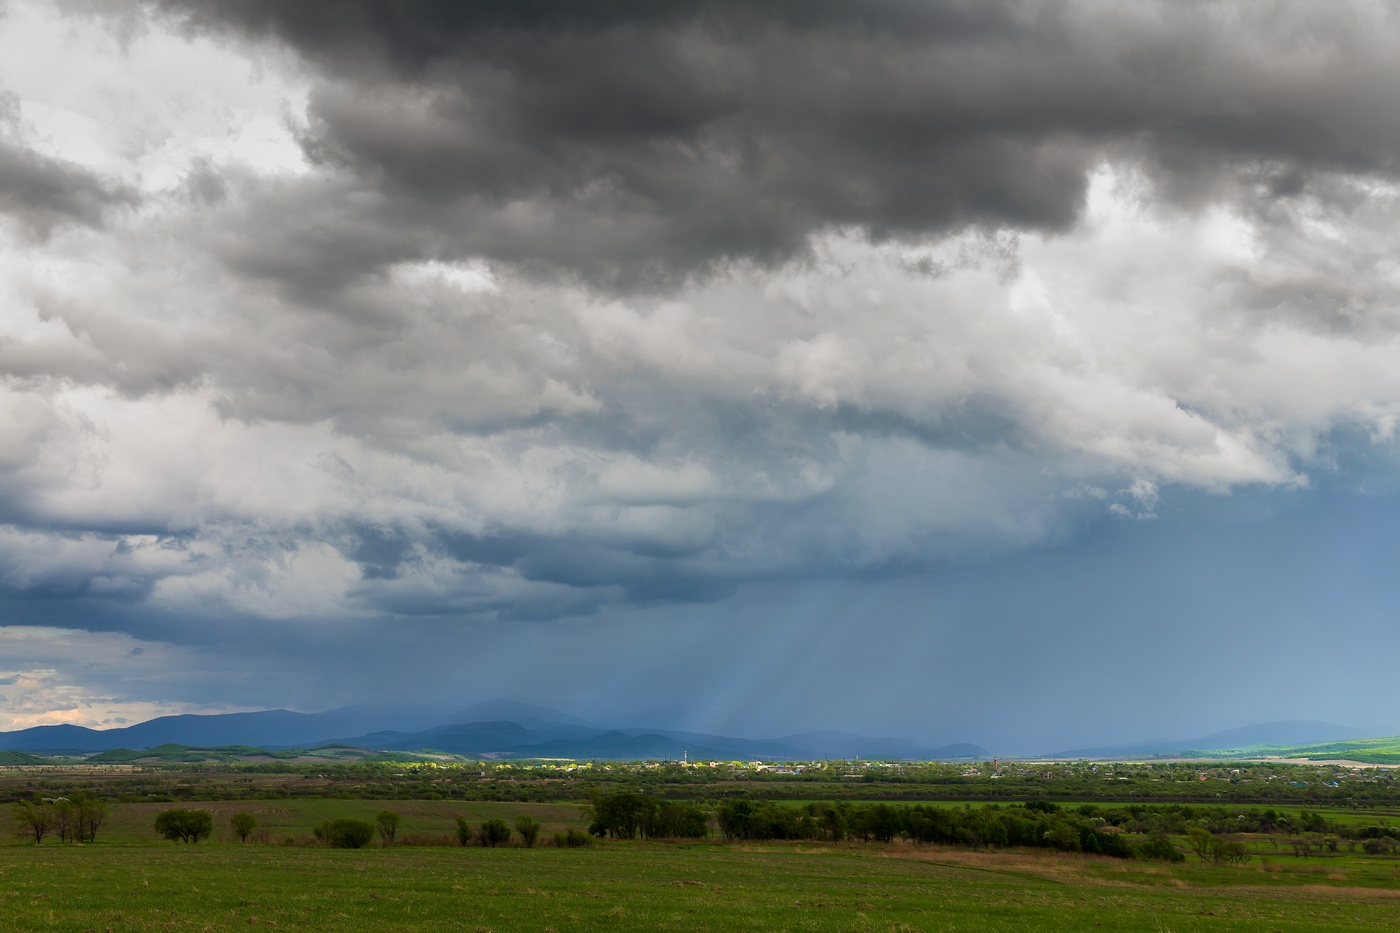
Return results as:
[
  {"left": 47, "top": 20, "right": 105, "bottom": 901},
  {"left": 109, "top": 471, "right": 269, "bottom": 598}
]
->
[
  {"left": 127, "top": 797, "right": 1274, "bottom": 863},
  {"left": 587, "top": 795, "right": 1400, "bottom": 861},
  {"left": 14, "top": 794, "right": 1400, "bottom": 862},
  {"left": 706, "top": 798, "right": 1183, "bottom": 861},
  {"left": 144, "top": 807, "right": 590, "bottom": 849},
  {"left": 10, "top": 793, "right": 108, "bottom": 843}
]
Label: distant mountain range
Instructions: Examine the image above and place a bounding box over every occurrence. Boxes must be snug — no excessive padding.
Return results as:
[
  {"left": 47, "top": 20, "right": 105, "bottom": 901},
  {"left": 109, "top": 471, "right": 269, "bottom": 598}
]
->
[
  {"left": 1049, "top": 720, "right": 1370, "bottom": 759},
  {"left": 334, "top": 719, "right": 984, "bottom": 761},
  {"left": 0, "top": 706, "right": 444, "bottom": 754},
  {"left": 9, "top": 705, "right": 1371, "bottom": 763},
  {"left": 0, "top": 700, "right": 985, "bottom": 761}
]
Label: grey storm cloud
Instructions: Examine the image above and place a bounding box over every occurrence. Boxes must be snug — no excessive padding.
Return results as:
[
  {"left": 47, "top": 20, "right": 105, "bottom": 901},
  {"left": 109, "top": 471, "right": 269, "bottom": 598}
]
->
[
  {"left": 3, "top": 0, "right": 1400, "bottom": 640},
  {"left": 150, "top": 0, "right": 1400, "bottom": 287},
  {"left": 8, "top": 1, "right": 1400, "bottom": 738},
  {"left": 0, "top": 92, "right": 133, "bottom": 235}
]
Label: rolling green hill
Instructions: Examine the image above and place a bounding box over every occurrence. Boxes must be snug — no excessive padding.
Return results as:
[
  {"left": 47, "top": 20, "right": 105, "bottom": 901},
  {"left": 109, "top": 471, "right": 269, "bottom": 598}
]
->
[
  {"left": 1189, "top": 735, "right": 1400, "bottom": 764},
  {"left": 81, "top": 743, "right": 457, "bottom": 764},
  {"left": 85, "top": 744, "right": 303, "bottom": 763}
]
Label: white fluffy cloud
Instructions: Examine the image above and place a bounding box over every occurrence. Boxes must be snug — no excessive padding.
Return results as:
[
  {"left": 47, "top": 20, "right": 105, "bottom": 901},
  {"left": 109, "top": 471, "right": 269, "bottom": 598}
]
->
[{"left": 0, "top": 625, "right": 236, "bottom": 728}]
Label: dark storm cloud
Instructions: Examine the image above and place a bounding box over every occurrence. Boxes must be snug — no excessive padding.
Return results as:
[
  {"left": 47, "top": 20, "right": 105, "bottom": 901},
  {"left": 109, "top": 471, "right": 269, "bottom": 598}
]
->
[
  {"left": 152, "top": 0, "right": 1400, "bottom": 285},
  {"left": 161, "top": 0, "right": 1016, "bottom": 66},
  {"left": 0, "top": 140, "right": 133, "bottom": 235},
  {"left": 0, "top": 87, "right": 133, "bottom": 234}
]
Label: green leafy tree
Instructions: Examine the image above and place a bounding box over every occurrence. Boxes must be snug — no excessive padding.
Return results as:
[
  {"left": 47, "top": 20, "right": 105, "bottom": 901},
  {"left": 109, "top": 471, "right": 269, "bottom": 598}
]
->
[
  {"left": 376, "top": 809, "right": 401, "bottom": 845},
  {"left": 51, "top": 798, "right": 76, "bottom": 843},
  {"left": 455, "top": 816, "right": 472, "bottom": 847},
  {"left": 1222, "top": 838, "right": 1250, "bottom": 865},
  {"left": 154, "top": 809, "right": 214, "bottom": 843},
  {"left": 1187, "top": 826, "right": 1248, "bottom": 865},
  {"left": 231, "top": 812, "right": 256, "bottom": 843},
  {"left": 852, "top": 803, "right": 901, "bottom": 843},
  {"left": 1187, "top": 826, "right": 1213, "bottom": 862},
  {"left": 817, "top": 804, "right": 847, "bottom": 842},
  {"left": 589, "top": 793, "right": 644, "bottom": 839},
  {"left": 1134, "top": 835, "right": 1185, "bottom": 862},
  {"left": 74, "top": 794, "right": 108, "bottom": 843},
  {"left": 515, "top": 814, "right": 541, "bottom": 848},
  {"left": 480, "top": 818, "right": 511, "bottom": 847},
  {"left": 11, "top": 799, "right": 51, "bottom": 844},
  {"left": 1039, "top": 819, "right": 1078, "bottom": 851}
]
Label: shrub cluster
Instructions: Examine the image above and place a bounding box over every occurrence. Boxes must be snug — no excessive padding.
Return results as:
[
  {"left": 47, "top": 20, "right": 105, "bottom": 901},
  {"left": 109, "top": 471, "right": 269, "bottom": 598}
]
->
[
  {"left": 588, "top": 793, "right": 709, "bottom": 839},
  {"left": 313, "top": 818, "right": 376, "bottom": 848},
  {"left": 554, "top": 827, "right": 594, "bottom": 847}
]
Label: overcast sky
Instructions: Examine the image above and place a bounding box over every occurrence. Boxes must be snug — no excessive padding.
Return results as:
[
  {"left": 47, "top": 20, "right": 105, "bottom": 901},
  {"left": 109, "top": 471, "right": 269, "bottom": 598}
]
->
[{"left": 2, "top": 0, "right": 1400, "bottom": 753}]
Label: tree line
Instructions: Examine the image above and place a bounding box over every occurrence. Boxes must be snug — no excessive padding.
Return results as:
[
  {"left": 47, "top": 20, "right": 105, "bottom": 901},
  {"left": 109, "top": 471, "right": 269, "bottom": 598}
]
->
[
  {"left": 10, "top": 793, "right": 108, "bottom": 844},
  {"left": 14, "top": 793, "right": 1398, "bottom": 863},
  {"left": 709, "top": 798, "right": 1181, "bottom": 860},
  {"left": 586, "top": 792, "right": 709, "bottom": 839},
  {"left": 144, "top": 807, "right": 577, "bottom": 849}
]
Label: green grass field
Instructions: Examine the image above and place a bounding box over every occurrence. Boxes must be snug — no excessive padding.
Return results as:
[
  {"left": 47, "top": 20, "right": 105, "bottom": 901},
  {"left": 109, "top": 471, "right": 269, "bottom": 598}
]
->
[
  {"left": 4, "top": 799, "right": 1399, "bottom": 930},
  {"left": 1194, "top": 737, "right": 1400, "bottom": 764},
  {"left": 3, "top": 839, "right": 1399, "bottom": 932}
]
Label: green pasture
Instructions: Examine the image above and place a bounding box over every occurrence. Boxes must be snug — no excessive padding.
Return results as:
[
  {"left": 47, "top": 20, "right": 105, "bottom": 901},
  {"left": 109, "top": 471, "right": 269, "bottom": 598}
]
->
[
  {"left": 2, "top": 839, "right": 1399, "bottom": 932},
  {"left": 1196, "top": 737, "right": 1400, "bottom": 764}
]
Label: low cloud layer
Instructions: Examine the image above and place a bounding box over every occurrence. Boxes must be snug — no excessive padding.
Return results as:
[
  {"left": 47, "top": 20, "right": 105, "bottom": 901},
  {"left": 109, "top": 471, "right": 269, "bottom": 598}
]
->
[{"left": 2, "top": 1, "right": 1400, "bottom": 735}]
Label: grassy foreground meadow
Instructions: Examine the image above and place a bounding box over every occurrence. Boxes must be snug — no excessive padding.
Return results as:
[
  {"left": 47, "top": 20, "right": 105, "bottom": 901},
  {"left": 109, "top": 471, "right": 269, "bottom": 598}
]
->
[
  {"left": 5, "top": 771, "right": 1400, "bottom": 931},
  {"left": 4, "top": 838, "right": 1400, "bottom": 932}
]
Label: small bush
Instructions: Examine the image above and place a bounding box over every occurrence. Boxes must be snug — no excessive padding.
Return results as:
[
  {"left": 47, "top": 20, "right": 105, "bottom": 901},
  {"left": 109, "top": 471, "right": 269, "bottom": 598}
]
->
[
  {"left": 1135, "top": 835, "right": 1186, "bottom": 862},
  {"left": 554, "top": 827, "right": 594, "bottom": 848},
  {"left": 480, "top": 818, "right": 511, "bottom": 847},
  {"left": 315, "top": 818, "right": 376, "bottom": 849},
  {"left": 455, "top": 816, "right": 472, "bottom": 847}
]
